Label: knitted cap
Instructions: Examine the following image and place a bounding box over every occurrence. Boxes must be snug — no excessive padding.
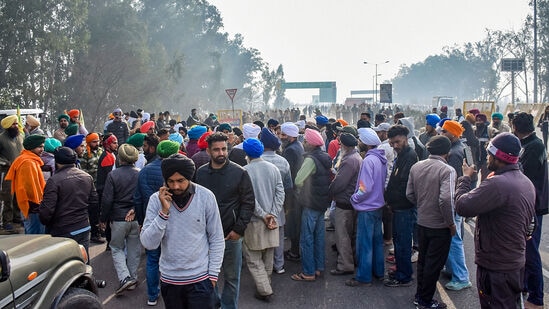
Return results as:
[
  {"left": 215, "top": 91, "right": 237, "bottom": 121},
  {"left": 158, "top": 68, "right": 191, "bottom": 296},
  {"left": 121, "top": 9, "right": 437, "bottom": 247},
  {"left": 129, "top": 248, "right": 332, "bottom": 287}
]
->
[{"left": 487, "top": 132, "right": 521, "bottom": 164}]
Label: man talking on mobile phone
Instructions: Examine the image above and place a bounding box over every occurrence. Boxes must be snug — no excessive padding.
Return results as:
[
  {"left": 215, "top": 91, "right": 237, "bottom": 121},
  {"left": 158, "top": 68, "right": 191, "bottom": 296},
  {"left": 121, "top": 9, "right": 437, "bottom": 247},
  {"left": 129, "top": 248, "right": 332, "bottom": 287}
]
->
[{"left": 140, "top": 154, "right": 225, "bottom": 309}]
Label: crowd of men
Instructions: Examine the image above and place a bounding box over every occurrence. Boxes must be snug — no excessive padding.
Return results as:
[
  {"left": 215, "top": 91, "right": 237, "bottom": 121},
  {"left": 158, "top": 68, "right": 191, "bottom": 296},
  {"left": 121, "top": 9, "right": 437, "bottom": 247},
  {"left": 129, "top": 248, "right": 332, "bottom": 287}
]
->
[{"left": 0, "top": 104, "right": 545, "bottom": 309}]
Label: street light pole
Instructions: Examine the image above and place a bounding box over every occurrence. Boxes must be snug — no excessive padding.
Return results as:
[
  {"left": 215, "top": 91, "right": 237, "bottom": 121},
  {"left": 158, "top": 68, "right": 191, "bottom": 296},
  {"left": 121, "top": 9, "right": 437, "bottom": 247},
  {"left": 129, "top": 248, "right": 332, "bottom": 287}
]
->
[{"left": 364, "top": 60, "right": 389, "bottom": 103}]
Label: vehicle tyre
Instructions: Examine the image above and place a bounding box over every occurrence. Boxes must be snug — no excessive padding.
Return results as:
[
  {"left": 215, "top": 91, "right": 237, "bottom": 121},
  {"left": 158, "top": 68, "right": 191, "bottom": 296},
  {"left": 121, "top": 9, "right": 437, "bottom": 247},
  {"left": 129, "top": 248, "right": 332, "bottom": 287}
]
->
[{"left": 57, "top": 287, "right": 102, "bottom": 309}]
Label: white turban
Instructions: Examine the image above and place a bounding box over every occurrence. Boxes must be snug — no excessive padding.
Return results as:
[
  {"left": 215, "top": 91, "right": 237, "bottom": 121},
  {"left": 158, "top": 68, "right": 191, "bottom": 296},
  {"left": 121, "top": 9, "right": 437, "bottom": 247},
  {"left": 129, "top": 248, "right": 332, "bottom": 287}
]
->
[
  {"left": 281, "top": 122, "right": 299, "bottom": 137},
  {"left": 243, "top": 123, "right": 261, "bottom": 139},
  {"left": 358, "top": 128, "right": 381, "bottom": 146},
  {"left": 142, "top": 112, "right": 150, "bottom": 122}
]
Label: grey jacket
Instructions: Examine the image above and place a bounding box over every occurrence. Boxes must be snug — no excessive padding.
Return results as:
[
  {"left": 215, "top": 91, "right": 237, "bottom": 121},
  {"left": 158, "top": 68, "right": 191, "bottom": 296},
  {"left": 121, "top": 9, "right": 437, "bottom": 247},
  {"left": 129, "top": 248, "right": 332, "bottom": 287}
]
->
[{"left": 407, "top": 155, "right": 455, "bottom": 229}]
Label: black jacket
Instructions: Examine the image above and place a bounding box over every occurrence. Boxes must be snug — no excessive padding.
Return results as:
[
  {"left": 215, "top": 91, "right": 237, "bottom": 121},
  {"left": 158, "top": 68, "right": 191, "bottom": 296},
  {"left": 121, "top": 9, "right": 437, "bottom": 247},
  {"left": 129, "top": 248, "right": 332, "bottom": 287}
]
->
[
  {"left": 101, "top": 165, "right": 140, "bottom": 222},
  {"left": 106, "top": 120, "right": 129, "bottom": 144},
  {"left": 195, "top": 160, "right": 255, "bottom": 237},
  {"left": 385, "top": 146, "right": 418, "bottom": 210},
  {"left": 39, "top": 165, "right": 98, "bottom": 236},
  {"left": 282, "top": 139, "right": 304, "bottom": 182},
  {"left": 300, "top": 148, "right": 332, "bottom": 211},
  {"left": 519, "top": 133, "right": 549, "bottom": 216}
]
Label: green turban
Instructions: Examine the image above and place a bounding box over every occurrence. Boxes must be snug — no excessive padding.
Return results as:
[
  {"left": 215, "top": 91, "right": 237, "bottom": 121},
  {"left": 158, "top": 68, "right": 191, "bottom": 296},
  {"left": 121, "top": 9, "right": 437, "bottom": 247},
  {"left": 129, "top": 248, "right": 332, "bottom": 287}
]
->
[
  {"left": 127, "top": 133, "right": 146, "bottom": 148},
  {"left": 157, "top": 140, "right": 180, "bottom": 158},
  {"left": 23, "top": 135, "right": 46, "bottom": 150},
  {"left": 64, "top": 123, "right": 78, "bottom": 136},
  {"left": 57, "top": 114, "right": 70, "bottom": 122}
]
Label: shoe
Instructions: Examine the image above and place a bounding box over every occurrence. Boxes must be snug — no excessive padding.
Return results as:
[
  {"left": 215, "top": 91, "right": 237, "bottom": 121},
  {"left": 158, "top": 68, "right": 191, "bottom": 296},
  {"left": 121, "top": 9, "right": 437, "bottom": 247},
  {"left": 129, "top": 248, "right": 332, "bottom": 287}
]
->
[
  {"left": 345, "top": 278, "right": 372, "bottom": 287},
  {"left": 384, "top": 278, "right": 413, "bottom": 287},
  {"left": 326, "top": 225, "right": 335, "bottom": 231},
  {"left": 417, "top": 299, "right": 448, "bottom": 309},
  {"left": 388, "top": 247, "right": 394, "bottom": 255},
  {"left": 0, "top": 224, "right": 17, "bottom": 235},
  {"left": 116, "top": 277, "right": 137, "bottom": 295},
  {"left": 386, "top": 255, "right": 395, "bottom": 264},
  {"left": 330, "top": 269, "right": 354, "bottom": 276},
  {"left": 147, "top": 298, "right": 158, "bottom": 306},
  {"left": 254, "top": 292, "right": 272, "bottom": 302},
  {"left": 284, "top": 250, "right": 300, "bottom": 261},
  {"left": 411, "top": 250, "right": 419, "bottom": 263},
  {"left": 444, "top": 280, "right": 472, "bottom": 291},
  {"left": 127, "top": 281, "right": 137, "bottom": 290},
  {"left": 90, "top": 236, "right": 106, "bottom": 244},
  {"left": 274, "top": 268, "right": 285, "bottom": 274}
]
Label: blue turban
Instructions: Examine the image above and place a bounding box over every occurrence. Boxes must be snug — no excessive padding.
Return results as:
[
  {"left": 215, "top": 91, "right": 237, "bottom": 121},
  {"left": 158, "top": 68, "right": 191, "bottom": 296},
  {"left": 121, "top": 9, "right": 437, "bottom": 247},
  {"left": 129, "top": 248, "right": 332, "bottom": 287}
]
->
[
  {"left": 64, "top": 134, "right": 85, "bottom": 150},
  {"left": 437, "top": 117, "right": 451, "bottom": 128},
  {"left": 491, "top": 112, "right": 504, "bottom": 120},
  {"left": 243, "top": 138, "right": 264, "bottom": 158},
  {"left": 315, "top": 115, "right": 329, "bottom": 125},
  {"left": 169, "top": 132, "right": 183, "bottom": 145},
  {"left": 188, "top": 125, "right": 207, "bottom": 140},
  {"left": 260, "top": 127, "right": 281, "bottom": 150},
  {"left": 426, "top": 113, "right": 441, "bottom": 127}
]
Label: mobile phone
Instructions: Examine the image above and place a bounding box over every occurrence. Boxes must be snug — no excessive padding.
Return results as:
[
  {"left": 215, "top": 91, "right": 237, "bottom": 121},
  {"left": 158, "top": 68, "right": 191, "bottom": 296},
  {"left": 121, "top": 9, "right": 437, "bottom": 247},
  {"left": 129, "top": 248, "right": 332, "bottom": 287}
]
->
[{"left": 464, "top": 146, "right": 474, "bottom": 166}]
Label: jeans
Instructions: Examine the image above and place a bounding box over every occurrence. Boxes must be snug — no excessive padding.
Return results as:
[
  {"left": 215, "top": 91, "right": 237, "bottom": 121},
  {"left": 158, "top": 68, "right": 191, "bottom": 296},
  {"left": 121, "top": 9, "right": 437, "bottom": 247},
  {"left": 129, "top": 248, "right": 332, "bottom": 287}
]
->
[
  {"left": 300, "top": 207, "right": 325, "bottom": 276},
  {"left": 524, "top": 215, "right": 544, "bottom": 306},
  {"left": 355, "top": 209, "right": 384, "bottom": 283},
  {"left": 23, "top": 213, "right": 44, "bottom": 234},
  {"left": 161, "top": 279, "right": 216, "bottom": 309},
  {"left": 445, "top": 214, "right": 470, "bottom": 283},
  {"left": 146, "top": 246, "right": 161, "bottom": 302},
  {"left": 217, "top": 238, "right": 242, "bottom": 309},
  {"left": 109, "top": 221, "right": 141, "bottom": 281},
  {"left": 392, "top": 208, "right": 417, "bottom": 282}
]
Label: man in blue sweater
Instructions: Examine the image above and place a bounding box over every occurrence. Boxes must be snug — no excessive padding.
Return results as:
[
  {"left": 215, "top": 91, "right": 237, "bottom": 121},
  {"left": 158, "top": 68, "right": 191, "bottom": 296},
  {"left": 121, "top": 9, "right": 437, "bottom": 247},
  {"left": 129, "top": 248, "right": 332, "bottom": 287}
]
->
[{"left": 141, "top": 154, "right": 224, "bottom": 309}]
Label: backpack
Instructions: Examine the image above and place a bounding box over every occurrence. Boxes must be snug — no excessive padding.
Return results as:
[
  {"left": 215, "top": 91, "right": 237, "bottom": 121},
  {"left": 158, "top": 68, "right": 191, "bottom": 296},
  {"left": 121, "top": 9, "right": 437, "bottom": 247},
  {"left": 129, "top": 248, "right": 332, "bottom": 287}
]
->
[{"left": 412, "top": 136, "right": 428, "bottom": 161}]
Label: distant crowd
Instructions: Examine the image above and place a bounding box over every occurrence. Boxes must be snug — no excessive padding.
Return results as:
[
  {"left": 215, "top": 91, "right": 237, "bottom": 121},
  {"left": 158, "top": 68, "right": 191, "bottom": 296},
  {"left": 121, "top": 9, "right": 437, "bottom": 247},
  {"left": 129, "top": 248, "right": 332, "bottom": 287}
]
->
[{"left": 0, "top": 103, "right": 546, "bottom": 309}]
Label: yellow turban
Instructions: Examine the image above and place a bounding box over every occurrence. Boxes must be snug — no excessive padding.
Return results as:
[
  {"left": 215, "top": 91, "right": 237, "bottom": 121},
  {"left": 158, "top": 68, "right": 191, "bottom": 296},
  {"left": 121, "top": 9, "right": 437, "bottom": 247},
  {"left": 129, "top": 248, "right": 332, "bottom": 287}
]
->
[
  {"left": 1, "top": 115, "right": 18, "bottom": 129},
  {"left": 26, "top": 115, "right": 40, "bottom": 127}
]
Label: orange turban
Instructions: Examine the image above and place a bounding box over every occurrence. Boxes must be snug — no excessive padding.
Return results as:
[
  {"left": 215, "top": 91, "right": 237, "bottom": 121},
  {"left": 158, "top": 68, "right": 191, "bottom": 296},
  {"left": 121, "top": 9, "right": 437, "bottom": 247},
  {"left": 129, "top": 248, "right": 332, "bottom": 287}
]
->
[
  {"left": 337, "top": 119, "right": 349, "bottom": 127},
  {"left": 68, "top": 109, "right": 79, "bottom": 119},
  {"left": 442, "top": 120, "right": 464, "bottom": 138},
  {"left": 465, "top": 113, "right": 476, "bottom": 124},
  {"left": 85, "top": 133, "right": 100, "bottom": 158}
]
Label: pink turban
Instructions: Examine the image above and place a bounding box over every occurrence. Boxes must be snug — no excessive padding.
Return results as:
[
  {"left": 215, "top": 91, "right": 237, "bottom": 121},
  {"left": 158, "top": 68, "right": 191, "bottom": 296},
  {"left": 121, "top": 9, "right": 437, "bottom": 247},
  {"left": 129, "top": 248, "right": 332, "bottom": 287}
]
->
[{"left": 305, "top": 128, "right": 324, "bottom": 147}]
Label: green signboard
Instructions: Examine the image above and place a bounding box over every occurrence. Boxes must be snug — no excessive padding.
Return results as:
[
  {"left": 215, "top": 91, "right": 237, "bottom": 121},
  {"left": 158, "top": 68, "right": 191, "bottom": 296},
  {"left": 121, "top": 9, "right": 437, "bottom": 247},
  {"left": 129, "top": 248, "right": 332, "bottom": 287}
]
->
[{"left": 281, "top": 81, "right": 337, "bottom": 103}]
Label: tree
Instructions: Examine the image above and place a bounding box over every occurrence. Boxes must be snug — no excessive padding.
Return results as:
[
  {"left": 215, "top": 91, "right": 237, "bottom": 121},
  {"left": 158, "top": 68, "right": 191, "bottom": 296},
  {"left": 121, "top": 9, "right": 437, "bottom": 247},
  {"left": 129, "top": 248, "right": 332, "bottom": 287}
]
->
[{"left": 66, "top": 0, "right": 152, "bottom": 131}]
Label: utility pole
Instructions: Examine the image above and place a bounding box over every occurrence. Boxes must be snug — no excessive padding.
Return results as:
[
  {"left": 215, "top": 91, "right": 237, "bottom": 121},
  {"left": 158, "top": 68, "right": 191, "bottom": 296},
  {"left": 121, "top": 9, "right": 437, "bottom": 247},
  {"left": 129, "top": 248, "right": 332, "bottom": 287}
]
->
[{"left": 534, "top": 0, "right": 538, "bottom": 103}]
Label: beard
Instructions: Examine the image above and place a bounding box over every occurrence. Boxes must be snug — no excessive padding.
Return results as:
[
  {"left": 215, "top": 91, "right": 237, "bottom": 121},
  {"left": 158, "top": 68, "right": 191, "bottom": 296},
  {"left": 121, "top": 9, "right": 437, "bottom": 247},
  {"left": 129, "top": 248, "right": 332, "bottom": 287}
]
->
[
  {"left": 280, "top": 139, "right": 290, "bottom": 149},
  {"left": 212, "top": 155, "right": 226, "bottom": 165},
  {"left": 144, "top": 151, "right": 156, "bottom": 162},
  {"left": 60, "top": 123, "right": 68, "bottom": 129},
  {"left": 7, "top": 127, "right": 19, "bottom": 138}
]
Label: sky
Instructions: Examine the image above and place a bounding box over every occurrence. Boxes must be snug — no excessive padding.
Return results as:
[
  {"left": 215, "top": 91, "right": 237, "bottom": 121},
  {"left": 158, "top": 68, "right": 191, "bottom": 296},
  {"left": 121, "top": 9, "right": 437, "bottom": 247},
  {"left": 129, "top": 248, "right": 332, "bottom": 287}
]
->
[{"left": 209, "top": 0, "right": 532, "bottom": 104}]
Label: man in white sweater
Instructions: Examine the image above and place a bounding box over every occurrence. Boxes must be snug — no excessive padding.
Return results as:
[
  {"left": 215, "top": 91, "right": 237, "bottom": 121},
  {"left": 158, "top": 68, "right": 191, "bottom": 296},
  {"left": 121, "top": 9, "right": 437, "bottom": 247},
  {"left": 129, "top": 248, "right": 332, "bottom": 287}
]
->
[{"left": 140, "top": 154, "right": 225, "bottom": 309}]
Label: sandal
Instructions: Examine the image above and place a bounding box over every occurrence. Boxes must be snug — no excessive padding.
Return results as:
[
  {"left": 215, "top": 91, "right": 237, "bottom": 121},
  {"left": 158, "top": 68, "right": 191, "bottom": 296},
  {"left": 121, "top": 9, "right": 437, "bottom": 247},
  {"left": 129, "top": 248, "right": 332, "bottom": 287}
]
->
[{"left": 290, "top": 273, "right": 316, "bottom": 282}]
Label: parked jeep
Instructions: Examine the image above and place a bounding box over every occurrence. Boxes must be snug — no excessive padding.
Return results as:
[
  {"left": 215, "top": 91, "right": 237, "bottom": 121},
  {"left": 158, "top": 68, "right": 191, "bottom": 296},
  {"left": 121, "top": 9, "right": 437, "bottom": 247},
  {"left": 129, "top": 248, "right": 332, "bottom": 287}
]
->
[{"left": 0, "top": 234, "right": 102, "bottom": 308}]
